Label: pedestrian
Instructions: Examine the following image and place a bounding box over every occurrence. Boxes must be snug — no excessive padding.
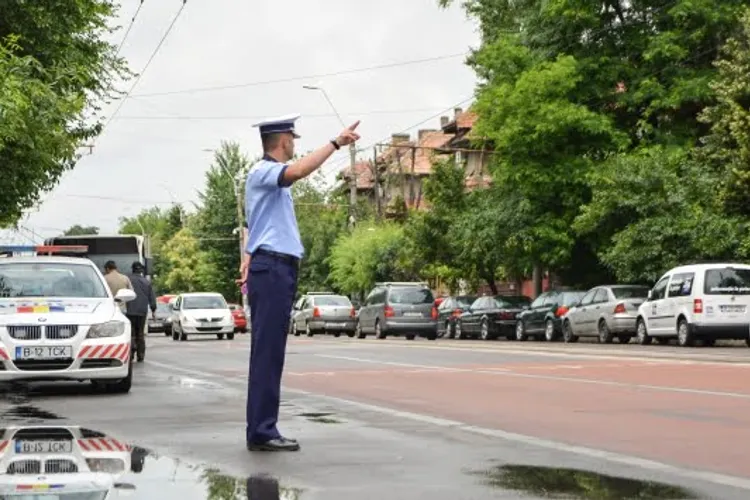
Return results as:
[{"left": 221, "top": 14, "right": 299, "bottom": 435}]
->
[
  {"left": 243, "top": 114, "right": 360, "bottom": 452},
  {"left": 103, "top": 261, "right": 132, "bottom": 312},
  {"left": 125, "top": 261, "right": 156, "bottom": 363}
]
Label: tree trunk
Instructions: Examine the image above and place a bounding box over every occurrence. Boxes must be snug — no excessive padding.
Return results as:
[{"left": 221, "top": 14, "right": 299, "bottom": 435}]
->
[
  {"left": 533, "top": 263, "right": 544, "bottom": 298},
  {"left": 483, "top": 269, "right": 498, "bottom": 295}
]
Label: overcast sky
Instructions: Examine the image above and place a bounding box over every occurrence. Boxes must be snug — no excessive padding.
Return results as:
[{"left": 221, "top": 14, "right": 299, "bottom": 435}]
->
[{"left": 3, "top": 0, "right": 478, "bottom": 244}]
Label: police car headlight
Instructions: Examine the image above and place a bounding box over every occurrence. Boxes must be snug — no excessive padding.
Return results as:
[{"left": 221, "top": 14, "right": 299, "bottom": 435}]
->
[{"left": 87, "top": 321, "right": 126, "bottom": 338}]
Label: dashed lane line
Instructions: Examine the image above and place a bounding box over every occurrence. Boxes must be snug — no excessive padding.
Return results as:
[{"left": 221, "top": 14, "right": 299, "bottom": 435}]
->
[{"left": 143, "top": 358, "right": 750, "bottom": 492}]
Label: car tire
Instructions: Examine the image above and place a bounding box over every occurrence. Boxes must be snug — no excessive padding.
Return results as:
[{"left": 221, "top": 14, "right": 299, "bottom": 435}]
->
[
  {"left": 544, "top": 319, "right": 557, "bottom": 342},
  {"left": 515, "top": 321, "right": 528, "bottom": 341},
  {"left": 99, "top": 354, "right": 132, "bottom": 394},
  {"left": 455, "top": 320, "right": 464, "bottom": 340},
  {"left": 356, "top": 321, "right": 366, "bottom": 339},
  {"left": 597, "top": 320, "right": 613, "bottom": 344},
  {"left": 228, "top": 333, "right": 235, "bottom": 340},
  {"left": 562, "top": 320, "right": 578, "bottom": 343},
  {"left": 375, "top": 321, "right": 386, "bottom": 339},
  {"left": 217, "top": 334, "right": 225, "bottom": 340},
  {"left": 405, "top": 334, "right": 415, "bottom": 340},
  {"left": 677, "top": 318, "right": 693, "bottom": 347},
  {"left": 306, "top": 323, "right": 314, "bottom": 337},
  {"left": 636, "top": 319, "right": 652, "bottom": 345}
]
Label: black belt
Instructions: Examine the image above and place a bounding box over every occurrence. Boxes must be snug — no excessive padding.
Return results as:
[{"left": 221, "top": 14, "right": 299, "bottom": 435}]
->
[{"left": 253, "top": 248, "right": 299, "bottom": 266}]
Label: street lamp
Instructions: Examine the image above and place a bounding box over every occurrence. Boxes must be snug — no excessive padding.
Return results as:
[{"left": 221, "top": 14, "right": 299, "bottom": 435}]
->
[{"left": 302, "top": 84, "right": 358, "bottom": 226}]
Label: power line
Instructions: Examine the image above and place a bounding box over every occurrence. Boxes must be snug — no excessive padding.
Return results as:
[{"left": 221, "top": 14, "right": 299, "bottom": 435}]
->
[
  {"left": 115, "top": 107, "right": 448, "bottom": 121},
  {"left": 115, "top": 0, "right": 145, "bottom": 56},
  {"left": 57, "top": 193, "right": 347, "bottom": 208},
  {"left": 101, "top": 0, "right": 188, "bottom": 133},
  {"left": 130, "top": 52, "right": 468, "bottom": 98}
]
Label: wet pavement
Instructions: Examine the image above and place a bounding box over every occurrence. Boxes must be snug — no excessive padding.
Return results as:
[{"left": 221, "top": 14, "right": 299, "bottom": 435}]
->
[{"left": 0, "top": 335, "right": 749, "bottom": 499}]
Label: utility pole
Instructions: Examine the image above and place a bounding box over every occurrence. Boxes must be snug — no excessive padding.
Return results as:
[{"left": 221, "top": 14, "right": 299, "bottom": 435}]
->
[
  {"left": 373, "top": 146, "right": 381, "bottom": 221},
  {"left": 349, "top": 144, "right": 357, "bottom": 227}
]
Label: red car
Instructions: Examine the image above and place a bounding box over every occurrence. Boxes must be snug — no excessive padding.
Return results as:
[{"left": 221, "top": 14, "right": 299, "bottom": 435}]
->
[{"left": 229, "top": 304, "right": 248, "bottom": 333}]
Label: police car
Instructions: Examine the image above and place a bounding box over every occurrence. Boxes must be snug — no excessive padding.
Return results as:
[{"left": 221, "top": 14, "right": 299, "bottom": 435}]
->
[
  {"left": 0, "top": 424, "right": 136, "bottom": 498},
  {"left": 0, "top": 246, "right": 136, "bottom": 393}
]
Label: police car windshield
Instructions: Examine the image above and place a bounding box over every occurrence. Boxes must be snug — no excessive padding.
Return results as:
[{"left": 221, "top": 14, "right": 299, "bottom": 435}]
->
[
  {"left": 2, "top": 493, "right": 107, "bottom": 500},
  {"left": 183, "top": 296, "right": 227, "bottom": 309},
  {"left": 0, "top": 263, "right": 108, "bottom": 299}
]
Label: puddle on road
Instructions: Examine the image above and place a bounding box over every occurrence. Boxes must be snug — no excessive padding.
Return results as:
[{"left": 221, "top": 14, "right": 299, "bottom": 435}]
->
[
  {"left": 0, "top": 423, "right": 305, "bottom": 499},
  {"left": 166, "top": 375, "right": 226, "bottom": 391},
  {"left": 473, "top": 464, "right": 698, "bottom": 499},
  {"left": 297, "top": 411, "right": 343, "bottom": 424}
]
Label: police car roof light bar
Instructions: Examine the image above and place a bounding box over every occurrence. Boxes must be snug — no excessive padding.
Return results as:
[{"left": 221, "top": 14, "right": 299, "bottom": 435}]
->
[{"left": 0, "top": 245, "right": 89, "bottom": 255}]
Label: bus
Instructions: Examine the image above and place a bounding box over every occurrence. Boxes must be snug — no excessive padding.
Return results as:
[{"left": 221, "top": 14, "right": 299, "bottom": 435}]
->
[{"left": 44, "top": 234, "right": 153, "bottom": 278}]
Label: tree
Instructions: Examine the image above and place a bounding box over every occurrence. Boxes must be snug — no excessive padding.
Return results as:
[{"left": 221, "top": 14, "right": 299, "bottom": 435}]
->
[
  {"left": 62, "top": 225, "right": 99, "bottom": 236},
  {"left": 699, "top": 6, "right": 750, "bottom": 216},
  {"left": 574, "top": 146, "right": 746, "bottom": 283},
  {"left": 160, "top": 228, "right": 214, "bottom": 293},
  {"left": 193, "top": 142, "right": 251, "bottom": 302},
  {"left": 328, "top": 223, "right": 417, "bottom": 297},
  {"left": 0, "top": 2, "right": 129, "bottom": 227}
]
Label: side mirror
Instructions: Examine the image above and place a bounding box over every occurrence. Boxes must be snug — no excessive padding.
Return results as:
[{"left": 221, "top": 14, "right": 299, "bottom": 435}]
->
[{"left": 115, "top": 288, "right": 136, "bottom": 303}]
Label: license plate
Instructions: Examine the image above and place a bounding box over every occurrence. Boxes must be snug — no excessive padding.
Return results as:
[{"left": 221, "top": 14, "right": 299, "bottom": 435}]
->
[
  {"left": 200, "top": 322, "right": 215, "bottom": 328},
  {"left": 14, "top": 345, "right": 72, "bottom": 360},
  {"left": 14, "top": 440, "right": 73, "bottom": 454},
  {"left": 720, "top": 305, "right": 746, "bottom": 313},
  {"left": 403, "top": 312, "right": 422, "bottom": 317}
]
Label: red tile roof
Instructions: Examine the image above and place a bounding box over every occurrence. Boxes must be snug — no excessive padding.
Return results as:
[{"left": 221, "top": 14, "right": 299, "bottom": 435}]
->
[{"left": 339, "top": 161, "right": 375, "bottom": 189}]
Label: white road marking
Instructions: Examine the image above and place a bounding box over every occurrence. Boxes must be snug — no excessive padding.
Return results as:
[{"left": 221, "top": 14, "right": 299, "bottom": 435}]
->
[
  {"left": 314, "top": 354, "right": 750, "bottom": 400},
  {"left": 143, "top": 358, "right": 750, "bottom": 491}
]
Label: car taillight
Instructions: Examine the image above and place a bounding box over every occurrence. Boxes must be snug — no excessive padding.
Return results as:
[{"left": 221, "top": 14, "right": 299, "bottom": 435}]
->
[
  {"left": 350, "top": 307, "right": 356, "bottom": 318},
  {"left": 313, "top": 307, "right": 321, "bottom": 318},
  {"left": 384, "top": 305, "right": 395, "bottom": 317},
  {"left": 431, "top": 307, "right": 438, "bottom": 320},
  {"left": 555, "top": 306, "right": 569, "bottom": 317},
  {"left": 613, "top": 303, "right": 627, "bottom": 314},
  {"left": 694, "top": 299, "right": 703, "bottom": 314},
  {"left": 451, "top": 309, "right": 462, "bottom": 317}
]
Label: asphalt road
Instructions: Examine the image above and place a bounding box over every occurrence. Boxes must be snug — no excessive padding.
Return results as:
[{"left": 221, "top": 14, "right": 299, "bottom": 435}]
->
[{"left": 2, "top": 334, "right": 750, "bottom": 499}]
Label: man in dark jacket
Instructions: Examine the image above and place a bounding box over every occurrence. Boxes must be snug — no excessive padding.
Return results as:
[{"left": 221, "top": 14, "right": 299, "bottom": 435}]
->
[{"left": 126, "top": 262, "right": 156, "bottom": 362}]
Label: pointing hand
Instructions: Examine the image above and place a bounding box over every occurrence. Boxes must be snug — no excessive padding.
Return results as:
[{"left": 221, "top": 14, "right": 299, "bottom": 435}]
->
[{"left": 336, "top": 121, "right": 361, "bottom": 146}]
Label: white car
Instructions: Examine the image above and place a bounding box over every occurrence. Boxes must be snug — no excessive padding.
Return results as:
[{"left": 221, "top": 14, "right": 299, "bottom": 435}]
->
[
  {"left": 0, "top": 256, "right": 136, "bottom": 393},
  {"left": 636, "top": 263, "right": 750, "bottom": 347},
  {"left": 169, "top": 292, "right": 234, "bottom": 341},
  {"left": 0, "top": 424, "right": 136, "bottom": 497}
]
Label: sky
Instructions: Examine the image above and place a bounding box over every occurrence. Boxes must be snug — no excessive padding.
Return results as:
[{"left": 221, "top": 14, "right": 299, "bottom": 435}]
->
[{"left": 3, "top": 0, "right": 479, "bottom": 244}]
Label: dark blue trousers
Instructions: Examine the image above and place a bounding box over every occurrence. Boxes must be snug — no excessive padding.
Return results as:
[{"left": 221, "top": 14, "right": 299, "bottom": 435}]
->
[{"left": 246, "top": 252, "right": 298, "bottom": 444}]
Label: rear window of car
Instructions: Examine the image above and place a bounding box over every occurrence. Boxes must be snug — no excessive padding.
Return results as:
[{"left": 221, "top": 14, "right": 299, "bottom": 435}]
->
[
  {"left": 456, "top": 296, "right": 476, "bottom": 307},
  {"left": 562, "top": 292, "right": 586, "bottom": 306},
  {"left": 313, "top": 296, "right": 351, "bottom": 306},
  {"left": 389, "top": 287, "right": 434, "bottom": 304},
  {"left": 611, "top": 287, "right": 649, "bottom": 299},
  {"left": 704, "top": 267, "right": 750, "bottom": 295},
  {"left": 495, "top": 296, "right": 531, "bottom": 308}
]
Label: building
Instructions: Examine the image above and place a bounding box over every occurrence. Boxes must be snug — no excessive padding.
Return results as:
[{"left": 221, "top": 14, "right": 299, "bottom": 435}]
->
[{"left": 437, "top": 108, "right": 493, "bottom": 190}]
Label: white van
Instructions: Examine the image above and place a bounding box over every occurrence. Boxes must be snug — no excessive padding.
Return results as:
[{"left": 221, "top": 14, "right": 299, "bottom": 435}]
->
[{"left": 635, "top": 263, "right": 750, "bottom": 347}]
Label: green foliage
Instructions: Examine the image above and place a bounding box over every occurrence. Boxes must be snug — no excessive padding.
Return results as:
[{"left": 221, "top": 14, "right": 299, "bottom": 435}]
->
[
  {"left": 575, "top": 146, "right": 746, "bottom": 283},
  {"left": 699, "top": 6, "right": 750, "bottom": 216},
  {"left": 62, "top": 225, "right": 99, "bottom": 236},
  {"left": 328, "top": 223, "right": 417, "bottom": 296},
  {"left": 160, "top": 227, "right": 215, "bottom": 294},
  {"left": 0, "top": 1, "right": 129, "bottom": 227}
]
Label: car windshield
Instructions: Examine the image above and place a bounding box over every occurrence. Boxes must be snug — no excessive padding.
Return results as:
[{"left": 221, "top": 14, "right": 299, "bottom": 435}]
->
[
  {"left": 456, "top": 296, "right": 476, "bottom": 307},
  {"left": 389, "top": 287, "right": 434, "bottom": 304},
  {"left": 313, "top": 296, "right": 351, "bottom": 306},
  {"left": 0, "top": 262, "right": 108, "bottom": 299},
  {"left": 562, "top": 292, "right": 586, "bottom": 306},
  {"left": 611, "top": 286, "right": 649, "bottom": 299},
  {"left": 183, "top": 295, "right": 227, "bottom": 309},
  {"left": 704, "top": 267, "right": 750, "bottom": 295},
  {"left": 495, "top": 296, "right": 531, "bottom": 308},
  {"left": 155, "top": 303, "right": 171, "bottom": 314}
]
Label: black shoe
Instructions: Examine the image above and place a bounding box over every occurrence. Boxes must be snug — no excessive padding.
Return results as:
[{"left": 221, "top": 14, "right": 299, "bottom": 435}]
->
[
  {"left": 247, "top": 437, "right": 300, "bottom": 452},
  {"left": 136, "top": 358, "right": 144, "bottom": 363}
]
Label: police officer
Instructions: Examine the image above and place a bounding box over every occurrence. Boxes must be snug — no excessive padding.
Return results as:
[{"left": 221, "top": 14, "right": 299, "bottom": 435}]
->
[{"left": 244, "top": 114, "right": 360, "bottom": 452}]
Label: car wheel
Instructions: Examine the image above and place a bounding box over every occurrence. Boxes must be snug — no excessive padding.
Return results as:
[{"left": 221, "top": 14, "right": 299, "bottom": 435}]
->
[
  {"left": 455, "top": 320, "right": 464, "bottom": 340},
  {"left": 306, "top": 323, "right": 314, "bottom": 337},
  {"left": 515, "top": 321, "right": 528, "bottom": 341},
  {"left": 677, "top": 318, "right": 693, "bottom": 347},
  {"left": 636, "top": 319, "right": 651, "bottom": 345},
  {"left": 356, "top": 321, "right": 366, "bottom": 339},
  {"left": 544, "top": 319, "right": 557, "bottom": 342},
  {"left": 99, "top": 354, "right": 132, "bottom": 394},
  {"left": 405, "top": 334, "right": 415, "bottom": 340},
  {"left": 597, "top": 320, "right": 613, "bottom": 344},
  {"left": 480, "top": 319, "right": 493, "bottom": 341},
  {"left": 228, "top": 333, "right": 235, "bottom": 340},
  {"left": 375, "top": 321, "right": 386, "bottom": 339},
  {"left": 164, "top": 331, "right": 171, "bottom": 337},
  {"left": 333, "top": 331, "right": 341, "bottom": 338},
  {"left": 562, "top": 320, "right": 578, "bottom": 343},
  {"left": 217, "top": 334, "right": 225, "bottom": 340}
]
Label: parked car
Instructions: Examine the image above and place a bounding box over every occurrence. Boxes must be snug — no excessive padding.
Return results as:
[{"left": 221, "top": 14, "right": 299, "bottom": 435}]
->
[
  {"left": 457, "top": 295, "right": 531, "bottom": 340},
  {"left": 169, "top": 292, "right": 235, "bottom": 341},
  {"left": 636, "top": 263, "right": 750, "bottom": 347},
  {"left": 436, "top": 295, "right": 477, "bottom": 338},
  {"left": 228, "top": 303, "right": 248, "bottom": 333},
  {"left": 356, "top": 282, "right": 438, "bottom": 340},
  {"left": 149, "top": 302, "right": 173, "bottom": 336},
  {"left": 515, "top": 290, "right": 587, "bottom": 342},
  {"left": 561, "top": 285, "right": 649, "bottom": 344},
  {"left": 290, "top": 292, "right": 356, "bottom": 337}
]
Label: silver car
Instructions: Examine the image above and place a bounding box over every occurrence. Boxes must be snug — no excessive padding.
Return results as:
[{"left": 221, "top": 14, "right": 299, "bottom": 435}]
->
[
  {"left": 355, "top": 282, "right": 438, "bottom": 340},
  {"left": 562, "top": 285, "right": 649, "bottom": 344},
  {"left": 290, "top": 293, "right": 355, "bottom": 337}
]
